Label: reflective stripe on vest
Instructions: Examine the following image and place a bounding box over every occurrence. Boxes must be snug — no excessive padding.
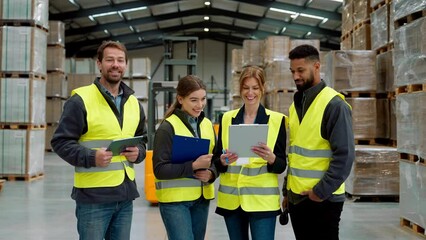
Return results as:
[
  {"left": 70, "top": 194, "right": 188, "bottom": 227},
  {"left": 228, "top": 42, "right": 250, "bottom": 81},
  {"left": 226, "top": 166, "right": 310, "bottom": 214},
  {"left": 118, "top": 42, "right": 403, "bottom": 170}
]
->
[
  {"left": 217, "top": 108, "right": 286, "bottom": 212},
  {"left": 154, "top": 114, "right": 216, "bottom": 203},
  {"left": 72, "top": 84, "right": 140, "bottom": 188},
  {"left": 287, "top": 87, "right": 346, "bottom": 195}
]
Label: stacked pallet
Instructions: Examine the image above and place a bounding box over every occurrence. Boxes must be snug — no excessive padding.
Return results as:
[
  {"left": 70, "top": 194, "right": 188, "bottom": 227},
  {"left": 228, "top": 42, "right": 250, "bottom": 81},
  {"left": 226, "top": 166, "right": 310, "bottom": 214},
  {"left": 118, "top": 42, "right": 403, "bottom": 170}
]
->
[
  {"left": 393, "top": 0, "right": 426, "bottom": 236},
  {"left": 323, "top": 50, "right": 398, "bottom": 197},
  {"left": 45, "top": 21, "right": 66, "bottom": 151},
  {"left": 0, "top": 0, "right": 48, "bottom": 181}
]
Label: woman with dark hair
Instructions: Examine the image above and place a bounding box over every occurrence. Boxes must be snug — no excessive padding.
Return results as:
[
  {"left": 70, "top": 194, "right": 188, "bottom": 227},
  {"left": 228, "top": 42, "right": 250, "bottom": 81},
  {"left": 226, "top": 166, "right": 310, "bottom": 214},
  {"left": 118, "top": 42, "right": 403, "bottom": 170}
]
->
[
  {"left": 213, "top": 66, "right": 288, "bottom": 240},
  {"left": 153, "top": 75, "right": 217, "bottom": 240}
]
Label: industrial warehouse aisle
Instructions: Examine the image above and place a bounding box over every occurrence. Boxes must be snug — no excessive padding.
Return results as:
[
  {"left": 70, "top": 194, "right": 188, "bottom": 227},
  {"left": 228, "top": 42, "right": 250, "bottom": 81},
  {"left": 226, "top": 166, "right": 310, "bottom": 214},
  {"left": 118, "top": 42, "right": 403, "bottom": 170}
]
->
[{"left": 0, "top": 152, "right": 423, "bottom": 240}]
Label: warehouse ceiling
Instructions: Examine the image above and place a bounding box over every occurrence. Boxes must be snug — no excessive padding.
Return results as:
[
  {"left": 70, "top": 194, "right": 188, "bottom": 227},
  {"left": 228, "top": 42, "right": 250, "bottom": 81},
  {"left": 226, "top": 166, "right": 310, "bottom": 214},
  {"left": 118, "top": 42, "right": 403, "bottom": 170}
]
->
[{"left": 49, "top": 0, "right": 343, "bottom": 57}]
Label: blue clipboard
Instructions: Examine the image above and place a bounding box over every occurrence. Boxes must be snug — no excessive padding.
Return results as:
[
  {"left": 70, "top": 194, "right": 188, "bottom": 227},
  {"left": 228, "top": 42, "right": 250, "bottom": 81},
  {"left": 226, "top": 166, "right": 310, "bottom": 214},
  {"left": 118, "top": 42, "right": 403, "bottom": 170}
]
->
[{"left": 171, "top": 135, "right": 210, "bottom": 164}]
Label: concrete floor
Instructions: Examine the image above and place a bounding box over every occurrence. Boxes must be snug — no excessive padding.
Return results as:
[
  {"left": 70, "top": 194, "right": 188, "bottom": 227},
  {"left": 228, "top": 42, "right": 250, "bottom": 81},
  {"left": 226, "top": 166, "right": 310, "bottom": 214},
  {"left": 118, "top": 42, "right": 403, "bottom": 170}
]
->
[{"left": 0, "top": 152, "right": 423, "bottom": 240}]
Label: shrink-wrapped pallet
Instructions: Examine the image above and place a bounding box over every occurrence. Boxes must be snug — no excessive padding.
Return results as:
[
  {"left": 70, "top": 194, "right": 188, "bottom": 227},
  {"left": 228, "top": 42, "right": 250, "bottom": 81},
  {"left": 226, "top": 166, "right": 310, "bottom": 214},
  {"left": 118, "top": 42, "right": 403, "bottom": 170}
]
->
[
  {"left": 341, "top": 3, "right": 353, "bottom": 35},
  {"left": 231, "top": 49, "right": 243, "bottom": 73},
  {"left": 46, "top": 72, "right": 67, "bottom": 98},
  {"left": 352, "top": 23, "right": 371, "bottom": 50},
  {"left": 393, "top": 0, "right": 426, "bottom": 22},
  {"left": 0, "top": 77, "right": 46, "bottom": 125},
  {"left": 0, "top": 128, "right": 45, "bottom": 176},
  {"left": 0, "top": 26, "right": 47, "bottom": 75},
  {"left": 129, "top": 57, "right": 151, "bottom": 78},
  {"left": 395, "top": 92, "right": 426, "bottom": 158},
  {"left": 371, "top": 5, "right": 389, "bottom": 50},
  {"left": 45, "top": 98, "right": 64, "bottom": 124},
  {"left": 346, "top": 145, "right": 399, "bottom": 195},
  {"left": 346, "top": 98, "right": 377, "bottom": 139},
  {"left": 48, "top": 21, "right": 65, "bottom": 46},
  {"left": 290, "top": 39, "right": 320, "bottom": 52},
  {"left": 263, "top": 36, "right": 290, "bottom": 65},
  {"left": 264, "top": 60, "right": 295, "bottom": 92},
  {"left": 47, "top": 46, "right": 66, "bottom": 72},
  {"left": 376, "top": 50, "right": 394, "bottom": 92},
  {"left": 393, "top": 17, "right": 426, "bottom": 65},
  {"left": 324, "top": 50, "right": 378, "bottom": 92},
  {"left": 399, "top": 161, "right": 426, "bottom": 230},
  {"left": 353, "top": 0, "right": 371, "bottom": 26},
  {"left": 0, "top": 0, "right": 49, "bottom": 30},
  {"left": 242, "top": 40, "right": 263, "bottom": 67}
]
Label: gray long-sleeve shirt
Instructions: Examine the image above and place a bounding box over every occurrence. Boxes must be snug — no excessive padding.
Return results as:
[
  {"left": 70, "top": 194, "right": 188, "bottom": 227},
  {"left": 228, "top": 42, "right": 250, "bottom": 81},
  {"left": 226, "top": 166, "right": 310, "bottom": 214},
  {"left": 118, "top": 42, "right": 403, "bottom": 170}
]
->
[{"left": 284, "top": 80, "right": 355, "bottom": 203}]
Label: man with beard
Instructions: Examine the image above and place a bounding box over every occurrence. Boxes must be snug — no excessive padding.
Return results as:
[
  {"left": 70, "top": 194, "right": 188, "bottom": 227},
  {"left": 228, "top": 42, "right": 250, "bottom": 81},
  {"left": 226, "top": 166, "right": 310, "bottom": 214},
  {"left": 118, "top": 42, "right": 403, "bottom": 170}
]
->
[
  {"left": 282, "top": 44, "right": 355, "bottom": 240},
  {"left": 51, "top": 41, "right": 147, "bottom": 240}
]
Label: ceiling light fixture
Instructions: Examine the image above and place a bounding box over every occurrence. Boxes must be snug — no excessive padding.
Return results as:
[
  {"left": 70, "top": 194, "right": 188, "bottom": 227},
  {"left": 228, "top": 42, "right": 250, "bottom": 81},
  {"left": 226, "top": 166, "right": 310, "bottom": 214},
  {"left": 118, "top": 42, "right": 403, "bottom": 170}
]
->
[
  {"left": 300, "top": 13, "right": 325, "bottom": 20},
  {"left": 306, "top": 31, "right": 312, "bottom": 36},
  {"left": 104, "top": 29, "right": 109, "bottom": 34},
  {"left": 320, "top": 18, "right": 329, "bottom": 24},
  {"left": 91, "top": 11, "right": 117, "bottom": 18},
  {"left": 270, "top": 8, "right": 297, "bottom": 15},
  {"left": 120, "top": 6, "right": 147, "bottom": 13},
  {"left": 204, "top": 1, "right": 211, "bottom": 6},
  {"left": 204, "top": 28, "right": 209, "bottom": 32},
  {"left": 204, "top": 16, "right": 210, "bottom": 20},
  {"left": 88, "top": 6, "right": 147, "bottom": 20}
]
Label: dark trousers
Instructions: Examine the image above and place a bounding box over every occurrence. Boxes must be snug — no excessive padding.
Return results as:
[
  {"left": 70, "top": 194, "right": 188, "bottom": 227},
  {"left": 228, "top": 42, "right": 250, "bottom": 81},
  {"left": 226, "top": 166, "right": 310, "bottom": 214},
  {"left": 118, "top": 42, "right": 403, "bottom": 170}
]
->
[{"left": 288, "top": 199, "right": 344, "bottom": 240}]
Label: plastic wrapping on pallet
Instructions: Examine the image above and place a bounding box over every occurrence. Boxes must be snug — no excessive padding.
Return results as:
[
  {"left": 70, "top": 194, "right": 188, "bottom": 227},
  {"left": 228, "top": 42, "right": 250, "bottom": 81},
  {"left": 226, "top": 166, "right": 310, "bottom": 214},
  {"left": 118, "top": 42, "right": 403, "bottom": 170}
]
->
[
  {"left": 353, "top": 0, "right": 371, "bottom": 26},
  {"left": 393, "top": 17, "right": 426, "bottom": 70},
  {"left": 399, "top": 161, "right": 426, "bottom": 229},
  {"left": 352, "top": 23, "right": 371, "bottom": 50},
  {"left": 231, "top": 49, "right": 243, "bottom": 73},
  {"left": 48, "top": 21, "right": 65, "bottom": 46},
  {"left": 394, "top": 54, "right": 426, "bottom": 86},
  {"left": 324, "top": 50, "right": 379, "bottom": 92},
  {"left": 263, "top": 36, "right": 290, "bottom": 65},
  {"left": 263, "top": 60, "right": 295, "bottom": 92},
  {"left": 345, "top": 145, "right": 399, "bottom": 196},
  {"left": 242, "top": 40, "right": 264, "bottom": 67},
  {"left": 341, "top": 3, "right": 353, "bottom": 35},
  {"left": 396, "top": 92, "right": 426, "bottom": 158},
  {"left": 0, "top": 77, "right": 46, "bottom": 125},
  {"left": 0, "top": 0, "right": 49, "bottom": 30},
  {"left": 46, "top": 72, "right": 67, "bottom": 98},
  {"left": 376, "top": 50, "right": 394, "bottom": 92},
  {"left": 0, "top": 26, "right": 47, "bottom": 75},
  {"left": 0, "top": 129, "right": 45, "bottom": 176},
  {"left": 47, "top": 46, "right": 66, "bottom": 72},
  {"left": 346, "top": 98, "right": 377, "bottom": 139},
  {"left": 290, "top": 39, "right": 320, "bottom": 52},
  {"left": 371, "top": 5, "right": 389, "bottom": 50},
  {"left": 393, "top": 0, "right": 426, "bottom": 22}
]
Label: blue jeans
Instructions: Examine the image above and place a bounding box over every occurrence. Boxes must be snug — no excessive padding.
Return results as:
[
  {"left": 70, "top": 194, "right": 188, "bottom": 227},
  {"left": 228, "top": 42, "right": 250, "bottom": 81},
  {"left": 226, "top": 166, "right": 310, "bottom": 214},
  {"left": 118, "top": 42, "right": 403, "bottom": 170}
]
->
[
  {"left": 224, "top": 211, "right": 277, "bottom": 240},
  {"left": 159, "top": 198, "right": 210, "bottom": 240},
  {"left": 75, "top": 200, "right": 133, "bottom": 240}
]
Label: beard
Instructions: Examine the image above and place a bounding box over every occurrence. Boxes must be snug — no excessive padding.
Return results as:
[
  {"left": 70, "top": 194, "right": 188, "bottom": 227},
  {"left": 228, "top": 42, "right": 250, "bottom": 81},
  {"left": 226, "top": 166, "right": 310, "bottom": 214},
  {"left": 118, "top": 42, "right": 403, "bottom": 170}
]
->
[
  {"left": 102, "top": 70, "right": 123, "bottom": 84},
  {"left": 296, "top": 71, "right": 315, "bottom": 92}
]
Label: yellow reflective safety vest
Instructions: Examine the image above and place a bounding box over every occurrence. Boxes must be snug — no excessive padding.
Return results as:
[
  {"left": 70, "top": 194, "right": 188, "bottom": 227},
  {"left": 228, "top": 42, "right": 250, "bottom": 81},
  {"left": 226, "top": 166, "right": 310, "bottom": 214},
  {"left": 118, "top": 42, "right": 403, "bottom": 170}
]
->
[
  {"left": 72, "top": 84, "right": 140, "bottom": 188},
  {"left": 287, "top": 87, "right": 347, "bottom": 196},
  {"left": 155, "top": 114, "right": 216, "bottom": 203},
  {"left": 217, "top": 108, "right": 285, "bottom": 212}
]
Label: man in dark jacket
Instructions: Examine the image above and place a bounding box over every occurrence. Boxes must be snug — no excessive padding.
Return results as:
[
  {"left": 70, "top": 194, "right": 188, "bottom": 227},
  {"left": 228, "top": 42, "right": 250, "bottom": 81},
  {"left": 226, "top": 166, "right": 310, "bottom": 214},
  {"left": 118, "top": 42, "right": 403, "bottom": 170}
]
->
[
  {"left": 51, "top": 41, "right": 147, "bottom": 240},
  {"left": 282, "top": 44, "right": 355, "bottom": 240}
]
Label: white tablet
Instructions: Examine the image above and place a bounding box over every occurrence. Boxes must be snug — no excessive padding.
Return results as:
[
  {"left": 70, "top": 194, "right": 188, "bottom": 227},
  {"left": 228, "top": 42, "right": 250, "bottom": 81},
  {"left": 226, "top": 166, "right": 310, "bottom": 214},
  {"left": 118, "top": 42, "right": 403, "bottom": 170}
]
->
[{"left": 228, "top": 124, "right": 269, "bottom": 158}]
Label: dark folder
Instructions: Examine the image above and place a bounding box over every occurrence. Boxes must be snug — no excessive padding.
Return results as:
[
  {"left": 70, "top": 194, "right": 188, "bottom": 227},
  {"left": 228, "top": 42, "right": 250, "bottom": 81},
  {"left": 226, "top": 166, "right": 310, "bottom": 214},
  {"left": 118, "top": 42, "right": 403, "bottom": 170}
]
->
[
  {"left": 171, "top": 135, "right": 210, "bottom": 164},
  {"left": 106, "top": 136, "right": 145, "bottom": 156}
]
